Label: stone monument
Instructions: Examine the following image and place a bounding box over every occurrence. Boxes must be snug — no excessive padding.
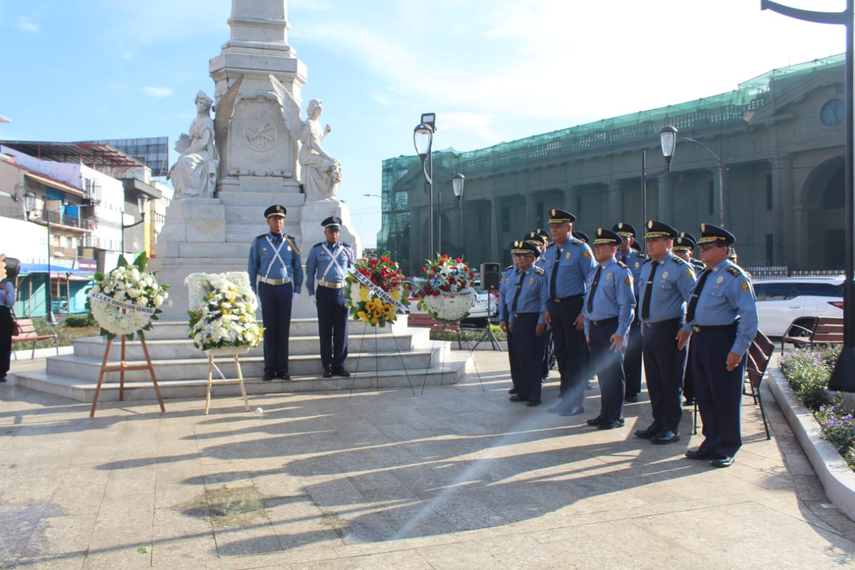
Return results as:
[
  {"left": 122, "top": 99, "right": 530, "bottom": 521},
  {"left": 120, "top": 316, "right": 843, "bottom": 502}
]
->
[{"left": 152, "top": 0, "right": 361, "bottom": 320}]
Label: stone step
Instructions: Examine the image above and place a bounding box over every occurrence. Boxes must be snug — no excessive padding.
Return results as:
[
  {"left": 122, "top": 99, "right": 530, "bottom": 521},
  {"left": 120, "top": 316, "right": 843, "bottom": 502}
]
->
[
  {"left": 143, "top": 319, "right": 415, "bottom": 341},
  {"left": 44, "top": 345, "right": 447, "bottom": 382},
  {"left": 219, "top": 192, "right": 305, "bottom": 208},
  {"left": 13, "top": 352, "right": 472, "bottom": 403},
  {"left": 71, "top": 331, "right": 427, "bottom": 360}
]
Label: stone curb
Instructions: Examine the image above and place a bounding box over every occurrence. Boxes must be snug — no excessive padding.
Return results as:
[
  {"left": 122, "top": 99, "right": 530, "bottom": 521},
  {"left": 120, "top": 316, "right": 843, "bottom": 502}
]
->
[{"left": 767, "top": 365, "right": 855, "bottom": 521}]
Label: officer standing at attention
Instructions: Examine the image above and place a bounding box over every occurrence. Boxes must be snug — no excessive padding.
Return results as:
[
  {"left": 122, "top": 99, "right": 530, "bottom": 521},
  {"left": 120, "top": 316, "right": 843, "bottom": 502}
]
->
[
  {"left": 678, "top": 224, "right": 759, "bottom": 468},
  {"left": 543, "top": 209, "right": 597, "bottom": 416},
  {"left": 673, "top": 231, "right": 704, "bottom": 406},
  {"left": 582, "top": 229, "right": 635, "bottom": 430},
  {"left": 613, "top": 222, "right": 646, "bottom": 403},
  {"left": 634, "top": 221, "right": 696, "bottom": 445},
  {"left": 248, "top": 205, "right": 303, "bottom": 381},
  {"left": 499, "top": 248, "right": 521, "bottom": 395},
  {"left": 306, "top": 216, "right": 355, "bottom": 378},
  {"left": 503, "top": 241, "right": 549, "bottom": 406},
  {"left": 525, "top": 231, "right": 554, "bottom": 382}
]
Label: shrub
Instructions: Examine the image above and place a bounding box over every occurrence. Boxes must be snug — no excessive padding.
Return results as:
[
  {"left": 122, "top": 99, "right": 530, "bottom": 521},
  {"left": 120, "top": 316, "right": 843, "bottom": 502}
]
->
[
  {"left": 815, "top": 405, "right": 855, "bottom": 471},
  {"left": 64, "top": 313, "right": 96, "bottom": 327}
]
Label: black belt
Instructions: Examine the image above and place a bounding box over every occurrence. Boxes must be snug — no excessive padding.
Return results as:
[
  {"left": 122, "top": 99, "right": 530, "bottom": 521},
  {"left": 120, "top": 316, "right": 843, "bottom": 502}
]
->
[
  {"left": 590, "top": 317, "right": 618, "bottom": 327},
  {"left": 644, "top": 318, "right": 682, "bottom": 329},
  {"left": 692, "top": 322, "right": 737, "bottom": 333},
  {"left": 552, "top": 293, "right": 584, "bottom": 303},
  {"left": 513, "top": 312, "right": 539, "bottom": 318}
]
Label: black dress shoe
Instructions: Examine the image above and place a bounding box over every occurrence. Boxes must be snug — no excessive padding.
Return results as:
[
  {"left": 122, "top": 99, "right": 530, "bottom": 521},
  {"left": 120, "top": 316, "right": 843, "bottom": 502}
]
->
[
  {"left": 276, "top": 373, "right": 292, "bottom": 381},
  {"left": 684, "top": 397, "right": 695, "bottom": 406},
  {"left": 685, "top": 448, "right": 717, "bottom": 460},
  {"left": 526, "top": 399, "right": 541, "bottom": 407},
  {"left": 634, "top": 425, "right": 661, "bottom": 439},
  {"left": 509, "top": 395, "right": 528, "bottom": 402},
  {"left": 597, "top": 419, "right": 625, "bottom": 430},
  {"left": 625, "top": 393, "right": 638, "bottom": 403},
  {"left": 508, "top": 387, "right": 519, "bottom": 395},
  {"left": 560, "top": 405, "right": 585, "bottom": 417},
  {"left": 586, "top": 416, "right": 606, "bottom": 426},
  {"left": 651, "top": 430, "right": 681, "bottom": 445},
  {"left": 332, "top": 368, "right": 351, "bottom": 377},
  {"left": 322, "top": 370, "right": 334, "bottom": 378},
  {"left": 547, "top": 403, "right": 566, "bottom": 414},
  {"left": 0, "top": 376, "right": 6, "bottom": 383},
  {"left": 262, "top": 374, "right": 275, "bottom": 381},
  {"left": 710, "top": 455, "right": 734, "bottom": 468}
]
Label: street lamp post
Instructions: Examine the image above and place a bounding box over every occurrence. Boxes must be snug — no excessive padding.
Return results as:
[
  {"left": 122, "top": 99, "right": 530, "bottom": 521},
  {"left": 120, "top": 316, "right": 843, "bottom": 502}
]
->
[
  {"left": 681, "top": 137, "right": 726, "bottom": 227},
  {"left": 414, "top": 113, "right": 436, "bottom": 256},
  {"left": 22, "top": 191, "right": 56, "bottom": 324},
  {"left": 762, "top": 0, "right": 855, "bottom": 392},
  {"left": 641, "top": 126, "right": 678, "bottom": 227},
  {"left": 120, "top": 195, "right": 150, "bottom": 256},
  {"left": 452, "top": 173, "right": 465, "bottom": 257}
]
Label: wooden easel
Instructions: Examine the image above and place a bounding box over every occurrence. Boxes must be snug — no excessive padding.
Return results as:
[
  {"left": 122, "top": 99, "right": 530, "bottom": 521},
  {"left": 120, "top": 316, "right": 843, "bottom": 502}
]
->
[
  {"left": 90, "top": 336, "right": 165, "bottom": 418},
  {"left": 205, "top": 351, "right": 250, "bottom": 415}
]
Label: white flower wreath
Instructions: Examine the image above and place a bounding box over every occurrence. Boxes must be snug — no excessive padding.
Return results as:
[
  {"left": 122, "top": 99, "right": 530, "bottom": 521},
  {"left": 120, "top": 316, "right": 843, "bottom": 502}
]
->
[{"left": 186, "top": 272, "right": 262, "bottom": 352}]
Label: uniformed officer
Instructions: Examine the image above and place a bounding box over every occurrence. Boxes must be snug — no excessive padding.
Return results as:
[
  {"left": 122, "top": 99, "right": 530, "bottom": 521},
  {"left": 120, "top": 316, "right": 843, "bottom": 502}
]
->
[
  {"left": 248, "top": 205, "right": 303, "bottom": 381},
  {"left": 543, "top": 209, "right": 597, "bottom": 416},
  {"left": 613, "top": 222, "right": 646, "bottom": 403},
  {"left": 673, "top": 232, "right": 704, "bottom": 406},
  {"left": 572, "top": 230, "right": 590, "bottom": 245},
  {"left": 306, "top": 216, "right": 355, "bottom": 378},
  {"left": 634, "top": 221, "right": 697, "bottom": 444},
  {"left": 499, "top": 251, "right": 521, "bottom": 394},
  {"left": 572, "top": 230, "right": 594, "bottom": 389},
  {"left": 525, "top": 231, "right": 549, "bottom": 268},
  {"left": 582, "top": 229, "right": 635, "bottom": 429},
  {"left": 500, "top": 241, "right": 548, "bottom": 406},
  {"left": 525, "top": 231, "right": 555, "bottom": 381},
  {"left": 678, "top": 224, "right": 759, "bottom": 468},
  {"left": 674, "top": 232, "right": 705, "bottom": 272}
]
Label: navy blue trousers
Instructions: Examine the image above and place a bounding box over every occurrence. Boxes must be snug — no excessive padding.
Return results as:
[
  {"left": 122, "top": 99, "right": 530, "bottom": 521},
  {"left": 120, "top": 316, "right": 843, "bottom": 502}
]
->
[
  {"left": 548, "top": 296, "right": 586, "bottom": 406},
  {"left": 258, "top": 282, "right": 293, "bottom": 376},
  {"left": 0, "top": 306, "right": 12, "bottom": 377},
  {"left": 316, "top": 285, "right": 348, "bottom": 371},
  {"left": 691, "top": 324, "right": 746, "bottom": 457},
  {"left": 623, "top": 320, "right": 642, "bottom": 396},
  {"left": 641, "top": 319, "right": 686, "bottom": 433},
  {"left": 509, "top": 313, "right": 546, "bottom": 402},
  {"left": 588, "top": 319, "right": 625, "bottom": 422}
]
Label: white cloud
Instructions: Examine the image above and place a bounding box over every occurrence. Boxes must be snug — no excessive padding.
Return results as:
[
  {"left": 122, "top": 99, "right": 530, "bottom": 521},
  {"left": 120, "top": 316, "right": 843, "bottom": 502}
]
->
[
  {"left": 143, "top": 86, "right": 174, "bottom": 98},
  {"left": 15, "top": 16, "right": 39, "bottom": 34}
]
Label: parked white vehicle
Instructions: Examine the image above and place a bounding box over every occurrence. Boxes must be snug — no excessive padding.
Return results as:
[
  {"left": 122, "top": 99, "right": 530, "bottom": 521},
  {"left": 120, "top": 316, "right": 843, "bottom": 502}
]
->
[{"left": 752, "top": 276, "right": 844, "bottom": 337}]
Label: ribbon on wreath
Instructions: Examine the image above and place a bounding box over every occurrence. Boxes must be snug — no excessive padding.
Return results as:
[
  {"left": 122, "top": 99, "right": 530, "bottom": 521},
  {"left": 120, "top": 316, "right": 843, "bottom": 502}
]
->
[
  {"left": 87, "top": 290, "right": 157, "bottom": 315},
  {"left": 352, "top": 270, "right": 409, "bottom": 313}
]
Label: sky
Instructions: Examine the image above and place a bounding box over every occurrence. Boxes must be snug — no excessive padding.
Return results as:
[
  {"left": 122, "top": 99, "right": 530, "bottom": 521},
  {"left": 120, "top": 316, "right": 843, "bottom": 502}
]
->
[{"left": 0, "top": 0, "right": 848, "bottom": 248}]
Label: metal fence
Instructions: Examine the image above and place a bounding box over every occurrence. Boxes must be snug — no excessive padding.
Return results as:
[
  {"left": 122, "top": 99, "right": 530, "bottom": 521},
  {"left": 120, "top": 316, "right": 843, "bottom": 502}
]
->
[{"left": 745, "top": 266, "right": 845, "bottom": 280}]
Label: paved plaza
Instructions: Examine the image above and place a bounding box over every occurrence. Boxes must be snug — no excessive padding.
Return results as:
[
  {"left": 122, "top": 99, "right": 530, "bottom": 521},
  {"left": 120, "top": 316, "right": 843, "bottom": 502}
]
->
[{"left": 1, "top": 350, "right": 854, "bottom": 569}]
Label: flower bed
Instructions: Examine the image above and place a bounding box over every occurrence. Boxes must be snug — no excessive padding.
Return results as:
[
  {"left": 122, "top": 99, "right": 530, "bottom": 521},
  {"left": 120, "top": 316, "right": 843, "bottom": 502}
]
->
[
  {"left": 86, "top": 253, "right": 169, "bottom": 340},
  {"left": 186, "top": 272, "right": 262, "bottom": 352},
  {"left": 345, "top": 253, "right": 408, "bottom": 327},
  {"left": 416, "top": 254, "right": 477, "bottom": 323},
  {"left": 780, "top": 345, "right": 855, "bottom": 471}
]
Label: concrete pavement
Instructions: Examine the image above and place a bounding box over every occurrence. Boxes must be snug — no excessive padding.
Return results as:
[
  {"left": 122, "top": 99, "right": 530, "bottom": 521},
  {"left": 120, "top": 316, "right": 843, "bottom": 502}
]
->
[{"left": 1, "top": 349, "right": 854, "bottom": 569}]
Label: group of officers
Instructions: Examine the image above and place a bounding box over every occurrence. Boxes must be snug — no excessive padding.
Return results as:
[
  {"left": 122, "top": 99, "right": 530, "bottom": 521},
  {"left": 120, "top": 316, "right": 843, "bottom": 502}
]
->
[{"left": 498, "top": 209, "right": 759, "bottom": 468}]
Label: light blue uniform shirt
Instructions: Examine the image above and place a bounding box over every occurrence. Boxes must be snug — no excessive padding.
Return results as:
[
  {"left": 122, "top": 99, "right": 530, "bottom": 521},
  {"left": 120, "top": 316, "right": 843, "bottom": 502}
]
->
[
  {"left": 505, "top": 266, "right": 548, "bottom": 325},
  {"left": 499, "top": 266, "right": 516, "bottom": 323},
  {"left": 543, "top": 238, "right": 597, "bottom": 299},
  {"left": 683, "top": 260, "right": 759, "bottom": 356},
  {"left": 582, "top": 258, "right": 636, "bottom": 337},
  {"left": 618, "top": 249, "right": 647, "bottom": 295},
  {"left": 305, "top": 241, "right": 355, "bottom": 292},
  {"left": 636, "top": 252, "right": 696, "bottom": 324},
  {"left": 0, "top": 280, "right": 15, "bottom": 307},
  {"left": 248, "top": 232, "right": 303, "bottom": 294}
]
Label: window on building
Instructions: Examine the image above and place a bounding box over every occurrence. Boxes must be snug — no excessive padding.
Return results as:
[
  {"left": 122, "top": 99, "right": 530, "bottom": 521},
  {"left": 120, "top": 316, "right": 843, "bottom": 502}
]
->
[
  {"left": 766, "top": 174, "right": 773, "bottom": 210},
  {"left": 502, "top": 206, "right": 510, "bottom": 232}
]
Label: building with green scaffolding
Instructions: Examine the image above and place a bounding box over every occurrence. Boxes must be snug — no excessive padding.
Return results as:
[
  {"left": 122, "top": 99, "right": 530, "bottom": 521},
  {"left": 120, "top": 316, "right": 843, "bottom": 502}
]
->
[{"left": 379, "top": 54, "right": 846, "bottom": 277}]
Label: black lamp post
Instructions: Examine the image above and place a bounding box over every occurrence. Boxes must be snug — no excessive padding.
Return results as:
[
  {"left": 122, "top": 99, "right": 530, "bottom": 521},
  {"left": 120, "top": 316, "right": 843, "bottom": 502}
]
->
[
  {"left": 762, "top": 0, "right": 855, "bottom": 392},
  {"left": 414, "top": 113, "right": 436, "bottom": 256},
  {"left": 452, "top": 173, "right": 465, "bottom": 256},
  {"left": 641, "top": 126, "right": 678, "bottom": 228},
  {"left": 120, "top": 195, "right": 150, "bottom": 256},
  {"left": 22, "top": 190, "right": 56, "bottom": 324}
]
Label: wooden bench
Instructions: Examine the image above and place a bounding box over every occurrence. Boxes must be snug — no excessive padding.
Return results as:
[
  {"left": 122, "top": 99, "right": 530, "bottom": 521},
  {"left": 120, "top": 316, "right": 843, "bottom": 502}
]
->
[
  {"left": 406, "top": 313, "right": 460, "bottom": 333},
  {"left": 780, "top": 316, "right": 843, "bottom": 352},
  {"left": 11, "top": 318, "right": 59, "bottom": 359}
]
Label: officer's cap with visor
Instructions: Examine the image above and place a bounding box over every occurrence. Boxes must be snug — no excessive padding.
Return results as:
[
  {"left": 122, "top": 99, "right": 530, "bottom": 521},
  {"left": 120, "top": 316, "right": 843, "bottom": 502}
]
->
[{"left": 265, "top": 205, "right": 287, "bottom": 218}]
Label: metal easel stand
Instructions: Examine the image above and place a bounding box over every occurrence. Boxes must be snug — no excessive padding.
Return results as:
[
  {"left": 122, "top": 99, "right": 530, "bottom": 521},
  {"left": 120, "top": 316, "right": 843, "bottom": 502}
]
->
[
  {"left": 205, "top": 349, "right": 250, "bottom": 415},
  {"left": 471, "top": 293, "right": 502, "bottom": 351}
]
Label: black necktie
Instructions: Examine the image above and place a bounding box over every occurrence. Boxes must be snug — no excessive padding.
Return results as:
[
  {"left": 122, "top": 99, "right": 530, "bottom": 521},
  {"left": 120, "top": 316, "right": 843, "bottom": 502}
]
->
[
  {"left": 686, "top": 269, "right": 711, "bottom": 324},
  {"left": 550, "top": 246, "right": 561, "bottom": 299},
  {"left": 640, "top": 261, "right": 658, "bottom": 320},
  {"left": 621, "top": 254, "right": 627, "bottom": 265},
  {"left": 586, "top": 265, "right": 602, "bottom": 313},
  {"left": 511, "top": 270, "right": 525, "bottom": 312}
]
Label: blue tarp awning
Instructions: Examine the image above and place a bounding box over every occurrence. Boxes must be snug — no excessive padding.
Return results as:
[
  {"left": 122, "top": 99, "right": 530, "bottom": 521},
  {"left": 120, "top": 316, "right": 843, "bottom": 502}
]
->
[{"left": 19, "top": 263, "right": 95, "bottom": 278}]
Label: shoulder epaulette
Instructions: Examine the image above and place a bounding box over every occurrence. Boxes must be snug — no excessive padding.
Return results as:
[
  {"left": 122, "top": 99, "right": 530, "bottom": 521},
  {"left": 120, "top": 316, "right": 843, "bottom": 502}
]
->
[
  {"left": 672, "top": 256, "right": 687, "bottom": 266},
  {"left": 256, "top": 233, "right": 268, "bottom": 240},
  {"left": 726, "top": 266, "right": 742, "bottom": 278},
  {"left": 313, "top": 241, "right": 324, "bottom": 248},
  {"left": 534, "top": 266, "right": 545, "bottom": 276},
  {"left": 341, "top": 242, "right": 351, "bottom": 249},
  {"left": 505, "top": 265, "right": 513, "bottom": 271},
  {"left": 617, "top": 261, "right": 628, "bottom": 269},
  {"left": 570, "top": 238, "right": 584, "bottom": 246},
  {"left": 637, "top": 251, "right": 648, "bottom": 258}
]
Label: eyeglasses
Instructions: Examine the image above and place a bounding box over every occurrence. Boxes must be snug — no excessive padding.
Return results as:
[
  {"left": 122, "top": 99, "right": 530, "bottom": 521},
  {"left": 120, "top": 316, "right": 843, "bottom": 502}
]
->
[{"left": 699, "top": 243, "right": 722, "bottom": 252}]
